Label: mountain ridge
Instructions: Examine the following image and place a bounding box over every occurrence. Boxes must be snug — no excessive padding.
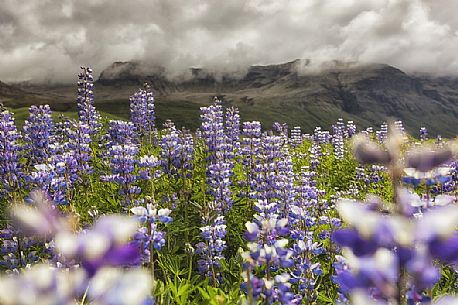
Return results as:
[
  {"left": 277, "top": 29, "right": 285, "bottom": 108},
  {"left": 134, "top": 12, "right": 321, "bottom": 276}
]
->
[{"left": 2, "top": 60, "right": 457, "bottom": 137}]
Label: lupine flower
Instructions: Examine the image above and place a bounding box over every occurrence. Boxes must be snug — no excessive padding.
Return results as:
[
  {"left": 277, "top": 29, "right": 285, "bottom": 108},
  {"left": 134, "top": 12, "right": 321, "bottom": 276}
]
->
[
  {"left": 272, "top": 122, "right": 288, "bottom": 138},
  {"left": 196, "top": 215, "right": 227, "bottom": 282},
  {"left": 26, "top": 151, "right": 80, "bottom": 206},
  {"left": 346, "top": 121, "right": 357, "bottom": 138},
  {"left": 55, "top": 215, "right": 140, "bottom": 276},
  {"left": 405, "top": 145, "right": 453, "bottom": 173},
  {"left": 50, "top": 116, "right": 71, "bottom": 154},
  {"left": 106, "top": 120, "right": 138, "bottom": 146},
  {"left": 0, "top": 226, "right": 42, "bottom": 271},
  {"left": 77, "top": 66, "right": 101, "bottom": 134},
  {"left": 131, "top": 201, "right": 172, "bottom": 265},
  {"left": 159, "top": 122, "right": 194, "bottom": 179},
  {"left": 196, "top": 99, "right": 237, "bottom": 283},
  {"left": 242, "top": 132, "right": 303, "bottom": 304},
  {"left": 23, "top": 105, "right": 53, "bottom": 165},
  {"left": 64, "top": 121, "right": 93, "bottom": 176},
  {"left": 333, "top": 127, "right": 458, "bottom": 303},
  {"left": 290, "top": 126, "right": 302, "bottom": 147},
  {"left": 240, "top": 121, "right": 262, "bottom": 196},
  {"left": 130, "top": 87, "right": 156, "bottom": 138},
  {"left": 225, "top": 106, "right": 240, "bottom": 154},
  {"left": 0, "top": 110, "right": 22, "bottom": 198},
  {"left": 101, "top": 144, "right": 140, "bottom": 207}
]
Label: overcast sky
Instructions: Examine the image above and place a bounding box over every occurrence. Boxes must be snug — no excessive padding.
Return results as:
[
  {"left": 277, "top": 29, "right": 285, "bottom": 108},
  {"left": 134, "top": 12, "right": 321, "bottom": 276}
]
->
[{"left": 1, "top": 0, "right": 458, "bottom": 83}]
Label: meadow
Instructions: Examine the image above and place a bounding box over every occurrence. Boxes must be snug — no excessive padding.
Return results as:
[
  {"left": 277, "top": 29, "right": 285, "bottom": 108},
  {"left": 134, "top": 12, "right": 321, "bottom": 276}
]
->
[{"left": 0, "top": 67, "right": 457, "bottom": 305}]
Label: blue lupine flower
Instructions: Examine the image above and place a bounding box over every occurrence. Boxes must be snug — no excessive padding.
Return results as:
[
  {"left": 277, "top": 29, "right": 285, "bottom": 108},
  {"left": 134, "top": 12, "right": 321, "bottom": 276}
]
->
[
  {"left": 101, "top": 144, "right": 140, "bottom": 207},
  {"left": 23, "top": 104, "right": 53, "bottom": 165},
  {"left": 130, "top": 87, "right": 156, "bottom": 138},
  {"left": 77, "top": 66, "right": 101, "bottom": 134},
  {"left": 0, "top": 110, "right": 23, "bottom": 198}
]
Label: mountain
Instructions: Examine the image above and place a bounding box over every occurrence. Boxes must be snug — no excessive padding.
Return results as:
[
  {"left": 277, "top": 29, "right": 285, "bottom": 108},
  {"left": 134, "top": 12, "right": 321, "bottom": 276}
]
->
[{"left": 4, "top": 60, "right": 458, "bottom": 137}]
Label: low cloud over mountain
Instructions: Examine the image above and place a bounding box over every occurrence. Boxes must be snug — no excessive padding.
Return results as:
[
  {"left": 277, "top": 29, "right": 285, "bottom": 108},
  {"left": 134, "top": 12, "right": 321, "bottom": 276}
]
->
[{"left": 2, "top": 0, "right": 458, "bottom": 83}]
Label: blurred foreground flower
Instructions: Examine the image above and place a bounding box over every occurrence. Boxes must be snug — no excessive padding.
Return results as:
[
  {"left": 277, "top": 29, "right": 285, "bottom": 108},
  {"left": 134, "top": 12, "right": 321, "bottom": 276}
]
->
[{"left": 1, "top": 189, "right": 153, "bottom": 305}]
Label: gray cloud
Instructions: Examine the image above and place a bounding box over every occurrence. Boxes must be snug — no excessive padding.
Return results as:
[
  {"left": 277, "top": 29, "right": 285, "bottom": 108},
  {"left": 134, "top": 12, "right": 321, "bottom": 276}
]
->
[{"left": 1, "top": 0, "right": 458, "bottom": 83}]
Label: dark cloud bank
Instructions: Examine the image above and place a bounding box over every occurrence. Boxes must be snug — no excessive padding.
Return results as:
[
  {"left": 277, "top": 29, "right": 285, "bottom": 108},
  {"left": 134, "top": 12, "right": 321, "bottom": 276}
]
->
[{"left": 1, "top": 0, "right": 458, "bottom": 83}]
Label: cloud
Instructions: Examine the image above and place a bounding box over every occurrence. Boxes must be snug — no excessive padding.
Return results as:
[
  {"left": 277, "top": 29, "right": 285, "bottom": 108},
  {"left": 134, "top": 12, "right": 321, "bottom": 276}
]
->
[{"left": 1, "top": 0, "right": 458, "bottom": 83}]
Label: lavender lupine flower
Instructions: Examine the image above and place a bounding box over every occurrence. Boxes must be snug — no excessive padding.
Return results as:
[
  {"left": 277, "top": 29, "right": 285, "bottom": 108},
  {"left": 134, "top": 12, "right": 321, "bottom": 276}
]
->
[
  {"left": 350, "top": 292, "right": 458, "bottom": 305},
  {"left": 394, "top": 120, "right": 405, "bottom": 134},
  {"left": 313, "top": 126, "right": 331, "bottom": 144},
  {"left": 50, "top": 116, "right": 71, "bottom": 154},
  {"left": 100, "top": 144, "right": 140, "bottom": 207},
  {"left": 86, "top": 267, "right": 154, "bottom": 305},
  {"left": 76, "top": 66, "right": 101, "bottom": 134},
  {"left": 2, "top": 191, "right": 152, "bottom": 305},
  {"left": 0, "top": 265, "right": 153, "bottom": 305},
  {"left": 309, "top": 140, "right": 321, "bottom": 170},
  {"left": 137, "top": 155, "right": 162, "bottom": 181},
  {"left": 333, "top": 128, "right": 458, "bottom": 304},
  {"left": 240, "top": 121, "right": 262, "bottom": 196},
  {"left": 130, "top": 199, "right": 172, "bottom": 267},
  {"left": 0, "top": 110, "right": 22, "bottom": 198},
  {"left": 290, "top": 126, "right": 302, "bottom": 148},
  {"left": 195, "top": 215, "right": 227, "bottom": 283},
  {"left": 242, "top": 133, "right": 301, "bottom": 304},
  {"left": 253, "top": 135, "right": 293, "bottom": 214},
  {"left": 23, "top": 105, "right": 53, "bottom": 165},
  {"left": 346, "top": 121, "right": 357, "bottom": 138},
  {"left": 0, "top": 226, "right": 42, "bottom": 271},
  {"left": 403, "top": 166, "right": 452, "bottom": 188},
  {"left": 129, "top": 86, "right": 156, "bottom": 138},
  {"left": 55, "top": 215, "right": 141, "bottom": 276},
  {"left": 332, "top": 130, "right": 345, "bottom": 160},
  {"left": 287, "top": 166, "right": 327, "bottom": 302},
  {"left": 64, "top": 121, "right": 92, "bottom": 176},
  {"left": 26, "top": 151, "right": 80, "bottom": 206},
  {"left": 272, "top": 122, "right": 288, "bottom": 138},
  {"left": 225, "top": 106, "right": 240, "bottom": 155},
  {"left": 159, "top": 122, "right": 194, "bottom": 179},
  {"left": 107, "top": 120, "right": 138, "bottom": 146},
  {"left": 196, "top": 100, "right": 236, "bottom": 283},
  {"left": 242, "top": 212, "right": 296, "bottom": 304},
  {"left": 199, "top": 99, "right": 231, "bottom": 162}
]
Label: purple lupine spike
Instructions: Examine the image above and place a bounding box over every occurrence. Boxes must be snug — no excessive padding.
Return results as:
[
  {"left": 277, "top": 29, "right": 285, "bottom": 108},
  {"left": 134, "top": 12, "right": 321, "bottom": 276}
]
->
[
  {"left": 331, "top": 119, "right": 345, "bottom": 160},
  {"left": 23, "top": 104, "right": 53, "bottom": 165},
  {"left": 77, "top": 66, "right": 101, "bottom": 134},
  {"left": 130, "top": 87, "right": 156, "bottom": 138},
  {"left": 0, "top": 110, "right": 23, "bottom": 198},
  {"left": 346, "top": 120, "right": 357, "bottom": 138},
  {"left": 159, "top": 122, "right": 194, "bottom": 179},
  {"left": 106, "top": 120, "right": 138, "bottom": 146},
  {"left": 195, "top": 99, "right": 237, "bottom": 283},
  {"left": 242, "top": 131, "right": 301, "bottom": 304},
  {"left": 240, "top": 121, "right": 262, "bottom": 197},
  {"left": 290, "top": 126, "right": 302, "bottom": 147},
  {"left": 64, "top": 121, "right": 93, "bottom": 176},
  {"left": 27, "top": 151, "right": 79, "bottom": 205},
  {"left": 100, "top": 144, "right": 140, "bottom": 207},
  {"left": 225, "top": 106, "right": 240, "bottom": 155}
]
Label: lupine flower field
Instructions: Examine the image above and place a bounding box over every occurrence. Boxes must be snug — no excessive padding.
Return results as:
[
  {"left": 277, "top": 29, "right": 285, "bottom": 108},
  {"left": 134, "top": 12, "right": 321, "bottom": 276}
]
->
[{"left": 0, "top": 66, "right": 457, "bottom": 305}]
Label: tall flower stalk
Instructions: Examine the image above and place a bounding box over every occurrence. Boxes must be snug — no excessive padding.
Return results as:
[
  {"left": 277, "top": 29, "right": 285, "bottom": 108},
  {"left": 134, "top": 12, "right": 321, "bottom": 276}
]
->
[{"left": 76, "top": 66, "right": 101, "bottom": 135}]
